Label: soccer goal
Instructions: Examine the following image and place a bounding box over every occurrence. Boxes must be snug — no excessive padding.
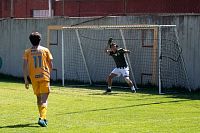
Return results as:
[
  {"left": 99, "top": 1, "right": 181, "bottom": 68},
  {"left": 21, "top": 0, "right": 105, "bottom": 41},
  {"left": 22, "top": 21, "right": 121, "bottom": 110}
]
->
[{"left": 47, "top": 24, "right": 190, "bottom": 94}]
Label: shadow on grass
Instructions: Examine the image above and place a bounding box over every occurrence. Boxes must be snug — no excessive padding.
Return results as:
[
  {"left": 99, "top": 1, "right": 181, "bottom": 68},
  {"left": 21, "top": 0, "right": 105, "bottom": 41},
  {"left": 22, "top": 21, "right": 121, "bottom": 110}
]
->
[
  {"left": 1, "top": 73, "right": 200, "bottom": 100},
  {"left": 0, "top": 123, "right": 39, "bottom": 128},
  {"left": 0, "top": 74, "right": 24, "bottom": 83},
  {"left": 57, "top": 99, "right": 190, "bottom": 115},
  {"left": 63, "top": 85, "right": 200, "bottom": 100}
]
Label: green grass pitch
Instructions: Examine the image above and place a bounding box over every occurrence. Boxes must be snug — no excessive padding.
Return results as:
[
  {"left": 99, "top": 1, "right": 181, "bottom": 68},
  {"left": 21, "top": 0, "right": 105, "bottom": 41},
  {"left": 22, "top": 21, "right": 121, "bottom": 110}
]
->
[{"left": 0, "top": 80, "right": 200, "bottom": 133}]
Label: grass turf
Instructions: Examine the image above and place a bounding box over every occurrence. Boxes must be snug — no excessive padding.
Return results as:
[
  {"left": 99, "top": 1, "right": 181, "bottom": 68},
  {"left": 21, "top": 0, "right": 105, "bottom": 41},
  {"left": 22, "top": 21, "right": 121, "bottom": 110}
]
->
[{"left": 0, "top": 80, "right": 200, "bottom": 133}]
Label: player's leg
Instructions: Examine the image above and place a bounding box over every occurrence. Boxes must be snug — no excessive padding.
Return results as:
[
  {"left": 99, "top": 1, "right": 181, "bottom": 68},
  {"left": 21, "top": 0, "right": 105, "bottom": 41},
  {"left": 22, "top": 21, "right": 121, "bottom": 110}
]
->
[
  {"left": 105, "top": 68, "right": 119, "bottom": 93},
  {"left": 106, "top": 73, "right": 118, "bottom": 92},
  {"left": 31, "top": 81, "right": 46, "bottom": 127},
  {"left": 32, "top": 81, "right": 43, "bottom": 120},
  {"left": 124, "top": 76, "right": 136, "bottom": 93},
  {"left": 37, "top": 81, "right": 50, "bottom": 127},
  {"left": 122, "top": 68, "right": 136, "bottom": 93},
  {"left": 37, "top": 93, "right": 49, "bottom": 127},
  {"left": 37, "top": 93, "right": 49, "bottom": 119}
]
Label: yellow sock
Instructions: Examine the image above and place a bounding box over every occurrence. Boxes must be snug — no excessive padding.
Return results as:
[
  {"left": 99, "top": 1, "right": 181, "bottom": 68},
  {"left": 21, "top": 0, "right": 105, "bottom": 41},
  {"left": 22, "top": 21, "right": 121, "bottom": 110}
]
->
[{"left": 38, "top": 105, "right": 47, "bottom": 119}]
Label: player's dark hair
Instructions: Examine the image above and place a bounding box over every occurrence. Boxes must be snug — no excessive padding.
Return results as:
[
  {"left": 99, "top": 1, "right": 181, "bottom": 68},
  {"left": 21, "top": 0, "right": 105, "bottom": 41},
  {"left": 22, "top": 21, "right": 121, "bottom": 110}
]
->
[
  {"left": 29, "top": 32, "right": 41, "bottom": 46},
  {"left": 110, "top": 42, "right": 118, "bottom": 48}
]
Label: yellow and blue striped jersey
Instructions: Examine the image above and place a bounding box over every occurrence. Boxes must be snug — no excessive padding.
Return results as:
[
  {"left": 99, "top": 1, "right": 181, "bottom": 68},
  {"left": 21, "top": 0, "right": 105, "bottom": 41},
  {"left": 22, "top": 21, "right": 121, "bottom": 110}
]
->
[{"left": 23, "top": 46, "right": 53, "bottom": 82}]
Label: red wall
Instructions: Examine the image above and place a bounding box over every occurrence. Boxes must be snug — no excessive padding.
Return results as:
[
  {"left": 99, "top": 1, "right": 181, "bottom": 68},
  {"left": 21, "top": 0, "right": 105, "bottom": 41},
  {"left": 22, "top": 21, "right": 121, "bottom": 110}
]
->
[
  {"left": 14, "top": 0, "right": 49, "bottom": 18},
  {"left": 0, "top": 0, "right": 11, "bottom": 18},
  {"left": 126, "top": 0, "right": 200, "bottom": 13},
  {"left": 54, "top": 0, "right": 126, "bottom": 17},
  {"left": 1, "top": 0, "right": 200, "bottom": 18},
  {"left": 54, "top": 0, "right": 200, "bottom": 17},
  {"left": 0, "top": 0, "right": 49, "bottom": 18}
]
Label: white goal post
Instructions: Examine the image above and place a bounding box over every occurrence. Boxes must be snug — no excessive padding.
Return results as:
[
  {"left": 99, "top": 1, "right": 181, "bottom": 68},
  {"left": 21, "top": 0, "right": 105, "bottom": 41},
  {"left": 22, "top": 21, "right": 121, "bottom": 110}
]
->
[{"left": 47, "top": 24, "right": 190, "bottom": 94}]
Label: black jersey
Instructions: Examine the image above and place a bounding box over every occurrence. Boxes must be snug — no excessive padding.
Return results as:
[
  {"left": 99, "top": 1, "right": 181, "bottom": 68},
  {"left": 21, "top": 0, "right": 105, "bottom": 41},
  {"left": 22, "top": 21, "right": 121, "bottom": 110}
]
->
[{"left": 110, "top": 48, "right": 128, "bottom": 68}]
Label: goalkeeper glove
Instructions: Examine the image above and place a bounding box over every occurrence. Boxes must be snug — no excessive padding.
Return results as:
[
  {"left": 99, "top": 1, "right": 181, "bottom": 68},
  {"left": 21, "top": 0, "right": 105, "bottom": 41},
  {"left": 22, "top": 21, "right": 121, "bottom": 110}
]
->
[{"left": 108, "top": 37, "right": 113, "bottom": 45}]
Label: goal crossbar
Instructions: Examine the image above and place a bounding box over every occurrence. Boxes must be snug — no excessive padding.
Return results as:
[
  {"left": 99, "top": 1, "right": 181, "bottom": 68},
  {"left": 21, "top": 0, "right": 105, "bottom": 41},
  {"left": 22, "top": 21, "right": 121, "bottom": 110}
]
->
[{"left": 48, "top": 24, "right": 176, "bottom": 30}]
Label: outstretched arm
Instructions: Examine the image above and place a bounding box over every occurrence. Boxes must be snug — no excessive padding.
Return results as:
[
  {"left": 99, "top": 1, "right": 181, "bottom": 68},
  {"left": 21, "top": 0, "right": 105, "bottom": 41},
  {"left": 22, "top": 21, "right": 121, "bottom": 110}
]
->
[
  {"left": 105, "top": 37, "right": 113, "bottom": 54},
  {"left": 124, "top": 49, "right": 131, "bottom": 54},
  {"left": 105, "top": 45, "right": 112, "bottom": 54}
]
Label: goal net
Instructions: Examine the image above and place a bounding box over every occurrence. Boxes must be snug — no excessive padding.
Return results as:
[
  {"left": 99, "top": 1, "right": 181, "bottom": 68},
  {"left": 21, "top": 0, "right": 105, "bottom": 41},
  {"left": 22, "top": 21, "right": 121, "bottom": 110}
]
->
[{"left": 47, "top": 25, "right": 190, "bottom": 94}]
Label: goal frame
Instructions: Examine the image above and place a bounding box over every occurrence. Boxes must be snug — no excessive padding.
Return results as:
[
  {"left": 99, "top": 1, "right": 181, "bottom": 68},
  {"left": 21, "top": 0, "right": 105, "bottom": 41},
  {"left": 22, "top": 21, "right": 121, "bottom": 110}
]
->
[{"left": 47, "top": 24, "right": 190, "bottom": 94}]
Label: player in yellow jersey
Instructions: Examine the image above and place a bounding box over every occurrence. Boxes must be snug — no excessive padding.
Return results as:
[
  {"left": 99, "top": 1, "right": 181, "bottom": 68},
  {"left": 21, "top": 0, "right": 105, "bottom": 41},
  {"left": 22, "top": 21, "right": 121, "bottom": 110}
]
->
[{"left": 23, "top": 32, "right": 53, "bottom": 127}]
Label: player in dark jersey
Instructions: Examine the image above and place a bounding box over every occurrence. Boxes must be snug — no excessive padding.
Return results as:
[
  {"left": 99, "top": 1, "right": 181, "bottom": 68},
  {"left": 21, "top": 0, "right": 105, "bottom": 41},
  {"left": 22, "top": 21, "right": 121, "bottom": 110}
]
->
[{"left": 105, "top": 38, "right": 136, "bottom": 93}]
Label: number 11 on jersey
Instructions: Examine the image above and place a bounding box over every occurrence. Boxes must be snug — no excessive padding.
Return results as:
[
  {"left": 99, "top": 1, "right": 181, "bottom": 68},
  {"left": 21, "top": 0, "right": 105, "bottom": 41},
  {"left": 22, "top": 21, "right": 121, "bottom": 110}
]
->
[{"left": 33, "top": 55, "right": 42, "bottom": 68}]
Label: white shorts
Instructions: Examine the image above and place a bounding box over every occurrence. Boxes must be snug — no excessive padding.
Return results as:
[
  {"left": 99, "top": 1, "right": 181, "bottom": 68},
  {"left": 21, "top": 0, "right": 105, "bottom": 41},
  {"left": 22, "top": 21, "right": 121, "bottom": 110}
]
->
[{"left": 111, "top": 67, "right": 129, "bottom": 77}]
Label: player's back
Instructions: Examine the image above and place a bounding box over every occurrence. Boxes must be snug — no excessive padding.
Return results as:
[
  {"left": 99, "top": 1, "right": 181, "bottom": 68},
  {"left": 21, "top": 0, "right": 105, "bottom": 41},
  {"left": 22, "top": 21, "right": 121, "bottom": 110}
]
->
[{"left": 24, "top": 46, "right": 52, "bottom": 82}]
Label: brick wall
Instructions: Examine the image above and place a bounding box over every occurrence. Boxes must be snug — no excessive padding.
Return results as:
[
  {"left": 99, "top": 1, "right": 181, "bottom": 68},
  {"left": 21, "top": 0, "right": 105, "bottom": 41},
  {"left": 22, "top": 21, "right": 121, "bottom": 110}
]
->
[{"left": 1, "top": 0, "right": 200, "bottom": 18}]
